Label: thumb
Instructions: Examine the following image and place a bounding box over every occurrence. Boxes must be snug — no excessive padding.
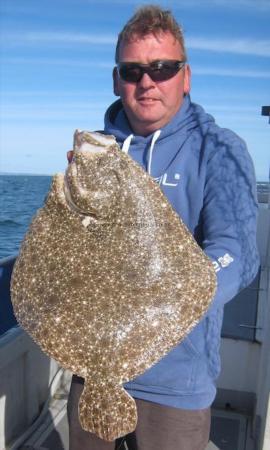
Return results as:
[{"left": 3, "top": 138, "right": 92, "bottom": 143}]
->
[{"left": 67, "top": 150, "right": 74, "bottom": 163}]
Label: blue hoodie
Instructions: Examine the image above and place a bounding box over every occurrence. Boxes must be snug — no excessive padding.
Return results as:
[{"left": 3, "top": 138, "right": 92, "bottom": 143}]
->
[{"left": 104, "top": 94, "right": 259, "bottom": 410}]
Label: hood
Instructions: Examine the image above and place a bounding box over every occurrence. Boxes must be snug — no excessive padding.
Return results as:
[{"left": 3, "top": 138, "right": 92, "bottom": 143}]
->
[{"left": 104, "top": 94, "right": 215, "bottom": 176}]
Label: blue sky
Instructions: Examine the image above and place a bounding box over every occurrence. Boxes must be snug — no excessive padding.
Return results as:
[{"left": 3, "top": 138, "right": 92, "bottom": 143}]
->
[{"left": 1, "top": 0, "right": 269, "bottom": 180}]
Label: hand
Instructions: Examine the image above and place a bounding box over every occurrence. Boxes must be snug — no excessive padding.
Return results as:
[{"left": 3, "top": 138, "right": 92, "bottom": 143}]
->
[{"left": 67, "top": 150, "right": 74, "bottom": 163}]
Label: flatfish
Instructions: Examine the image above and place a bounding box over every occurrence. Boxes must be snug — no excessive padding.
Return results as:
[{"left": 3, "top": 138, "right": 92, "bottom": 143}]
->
[{"left": 11, "top": 130, "right": 216, "bottom": 441}]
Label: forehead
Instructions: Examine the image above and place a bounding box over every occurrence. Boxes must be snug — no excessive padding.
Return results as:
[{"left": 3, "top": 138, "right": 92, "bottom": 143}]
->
[{"left": 118, "top": 32, "right": 184, "bottom": 62}]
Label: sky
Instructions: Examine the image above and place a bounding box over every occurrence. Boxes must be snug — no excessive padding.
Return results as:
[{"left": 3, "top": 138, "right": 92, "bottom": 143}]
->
[{"left": 0, "top": 0, "right": 269, "bottom": 181}]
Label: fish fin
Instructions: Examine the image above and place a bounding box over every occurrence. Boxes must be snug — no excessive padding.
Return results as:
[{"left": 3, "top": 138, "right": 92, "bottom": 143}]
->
[{"left": 78, "top": 380, "right": 137, "bottom": 441}]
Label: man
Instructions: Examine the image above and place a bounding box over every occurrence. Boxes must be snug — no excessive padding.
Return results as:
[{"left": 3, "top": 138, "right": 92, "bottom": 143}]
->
[{"left": 67, "top": 5, "right": 259, "bottom": 450}]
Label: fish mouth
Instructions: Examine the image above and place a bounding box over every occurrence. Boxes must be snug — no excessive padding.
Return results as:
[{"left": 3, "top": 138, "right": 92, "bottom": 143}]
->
[{"left": 74, "top": 130, "right": 116, "bottom": 153}]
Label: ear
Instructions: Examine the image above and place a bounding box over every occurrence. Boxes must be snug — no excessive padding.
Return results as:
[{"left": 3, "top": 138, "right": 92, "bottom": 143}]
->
[
  {"left": 183, "top": 64, "right": 191, "bottom": 95},
  {"left": 113, "top": 67, "right": 120, "bottom": 96}
]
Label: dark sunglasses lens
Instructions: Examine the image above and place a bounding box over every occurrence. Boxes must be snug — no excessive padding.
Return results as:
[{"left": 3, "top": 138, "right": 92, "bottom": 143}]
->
[
  {"left": 119, "top": 65, "right": 142, "bottom": 82},
  {"left": 150, "top": 63, "right": 180, "bottom": 81},
  {"left": 119, "top": 61, "right": 183, "bottom": 83}
]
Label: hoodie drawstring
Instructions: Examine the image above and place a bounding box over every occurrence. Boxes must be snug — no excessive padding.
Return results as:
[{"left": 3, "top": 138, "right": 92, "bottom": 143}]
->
[
  {"left": 121, "top": 130, "right": 161, "bottom": 176},
  {"left": 147, "top": 130, "right": 161, "bottom": 176},
  {"left": 122, "top": 134, "right": 133, "bottom": 154}
]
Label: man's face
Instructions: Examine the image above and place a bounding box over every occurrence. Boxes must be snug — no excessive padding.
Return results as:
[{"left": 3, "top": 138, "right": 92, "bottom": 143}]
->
[{"left": 113, "top": 32, "right": 191, "bottom": 136}]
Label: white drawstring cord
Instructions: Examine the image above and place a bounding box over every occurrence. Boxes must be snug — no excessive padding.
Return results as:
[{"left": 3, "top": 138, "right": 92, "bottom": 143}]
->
[
  {"left": 122, "top": 134, "right": 134, "bottom": 154},
  {"left": 121, "top": 129, "right": 161, "bottom": 176},
  {"left": 147, "top": 129, "right": 161, "bottom": 175}
]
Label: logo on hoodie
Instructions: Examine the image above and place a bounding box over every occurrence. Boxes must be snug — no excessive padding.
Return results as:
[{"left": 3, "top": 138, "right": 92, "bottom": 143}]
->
[{"left": 154, "top": 173, "right": 181, "bottom": 187}]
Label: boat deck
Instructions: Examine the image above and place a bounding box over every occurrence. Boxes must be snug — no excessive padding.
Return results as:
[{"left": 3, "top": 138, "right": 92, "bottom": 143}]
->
[
  {"left": 11, "top": 378, "right": 254, "bottom": 450},
  {"left": 18, "top": 410, "right": 251, "bottom": 450}
]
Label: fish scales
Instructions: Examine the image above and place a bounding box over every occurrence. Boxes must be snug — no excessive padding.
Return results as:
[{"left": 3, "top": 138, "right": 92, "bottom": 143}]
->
[{"left": 11, "top": 130, "right": 216, "bottom": 441}]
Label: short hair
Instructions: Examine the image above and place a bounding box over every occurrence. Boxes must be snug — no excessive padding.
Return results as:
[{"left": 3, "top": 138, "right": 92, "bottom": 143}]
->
[{"left": 115, "top": 5, "right": 187, "bottom": 63}]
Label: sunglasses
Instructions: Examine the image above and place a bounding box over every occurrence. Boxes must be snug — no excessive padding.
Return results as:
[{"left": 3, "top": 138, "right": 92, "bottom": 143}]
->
[{"left": 117, "top": 60, "right": 186, "bottom": 83}]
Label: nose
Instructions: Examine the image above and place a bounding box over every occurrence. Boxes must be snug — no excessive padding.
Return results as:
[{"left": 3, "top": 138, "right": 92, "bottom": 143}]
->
[{"left": 138, "top": 72, "right": 155, "bottom": 88}]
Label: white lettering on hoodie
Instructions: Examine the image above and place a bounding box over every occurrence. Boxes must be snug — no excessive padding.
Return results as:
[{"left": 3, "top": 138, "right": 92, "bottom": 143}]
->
[{"left": 154, "top": 173, "right": 181, "bottom": 187}]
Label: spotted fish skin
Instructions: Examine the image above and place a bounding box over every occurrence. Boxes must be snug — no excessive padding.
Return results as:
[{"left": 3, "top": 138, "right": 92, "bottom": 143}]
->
[{"left": 11, "top": 130, "right": 216, "bottom": 441}]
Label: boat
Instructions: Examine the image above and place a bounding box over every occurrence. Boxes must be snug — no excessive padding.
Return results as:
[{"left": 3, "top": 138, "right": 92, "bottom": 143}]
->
[{"left": 0, "top": 182, "right": 269, "bottom": 450}]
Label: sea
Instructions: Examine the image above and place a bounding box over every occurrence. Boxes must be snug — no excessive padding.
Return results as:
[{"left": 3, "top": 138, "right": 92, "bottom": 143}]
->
[
  {"left": 1, "top": 174, "right": 269, "bottom": 260},
  {"left": 0, "top": 174, "right": 52, "bottom": 259}
]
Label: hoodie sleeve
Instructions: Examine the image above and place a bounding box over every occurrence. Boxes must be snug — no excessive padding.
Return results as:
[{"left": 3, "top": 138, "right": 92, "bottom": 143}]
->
[{"left": 201, "top": 129, "right": 260, "bottom": 312}]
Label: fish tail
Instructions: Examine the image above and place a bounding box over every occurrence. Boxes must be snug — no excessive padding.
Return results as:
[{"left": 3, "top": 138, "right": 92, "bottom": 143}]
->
[{"left": 78, "top": 380, "right": 137, "bottom": 441}]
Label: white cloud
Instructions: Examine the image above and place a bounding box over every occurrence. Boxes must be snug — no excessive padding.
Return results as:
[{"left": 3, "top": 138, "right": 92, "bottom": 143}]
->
[
  {"left": 1, "top": 102, "right": 108, "bottom": 121},
  {"left": 2, "top": 57, "right": 113, "bottom": 68},
  {"left": 187, "top": 37, "right": 270, "bottom": 58},
  {"left": 202, "top": 105, "right": 260, "bottom": 114},
  {"left": 1, "top": 90, "right": 114, "bottom": 99},
  {"left": 174, "top": 0, "right": 270, "bottom": 11},
  {"left": 83, "top": 0, "right": 270, "bottom": 9},
  {"left": 192, "top": 66, "right": 270, "bottom": 79},
  {"left": 5, "top": 31, "right": 117, "bottom": 46}
]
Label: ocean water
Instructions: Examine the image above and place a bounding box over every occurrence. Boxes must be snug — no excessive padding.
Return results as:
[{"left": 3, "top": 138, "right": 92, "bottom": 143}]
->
[{"left": 0, "top": 175, "right": 52, "bottom": 259}]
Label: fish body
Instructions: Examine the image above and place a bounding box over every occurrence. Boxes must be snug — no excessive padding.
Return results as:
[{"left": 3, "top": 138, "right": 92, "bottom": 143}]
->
[{"left": 11, "top": 130, "right": 216, "bottom": 441}]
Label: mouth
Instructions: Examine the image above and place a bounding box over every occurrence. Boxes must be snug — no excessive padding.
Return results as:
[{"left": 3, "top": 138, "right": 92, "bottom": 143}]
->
[{"left": 137, "top": 97, "right": 159, "bottom": 104}]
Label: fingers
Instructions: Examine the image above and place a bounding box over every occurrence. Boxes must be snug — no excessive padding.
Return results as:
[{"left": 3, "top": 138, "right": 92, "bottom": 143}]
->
[{"left": 67, "top": 150, "right": 74, "bottom": 163}]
